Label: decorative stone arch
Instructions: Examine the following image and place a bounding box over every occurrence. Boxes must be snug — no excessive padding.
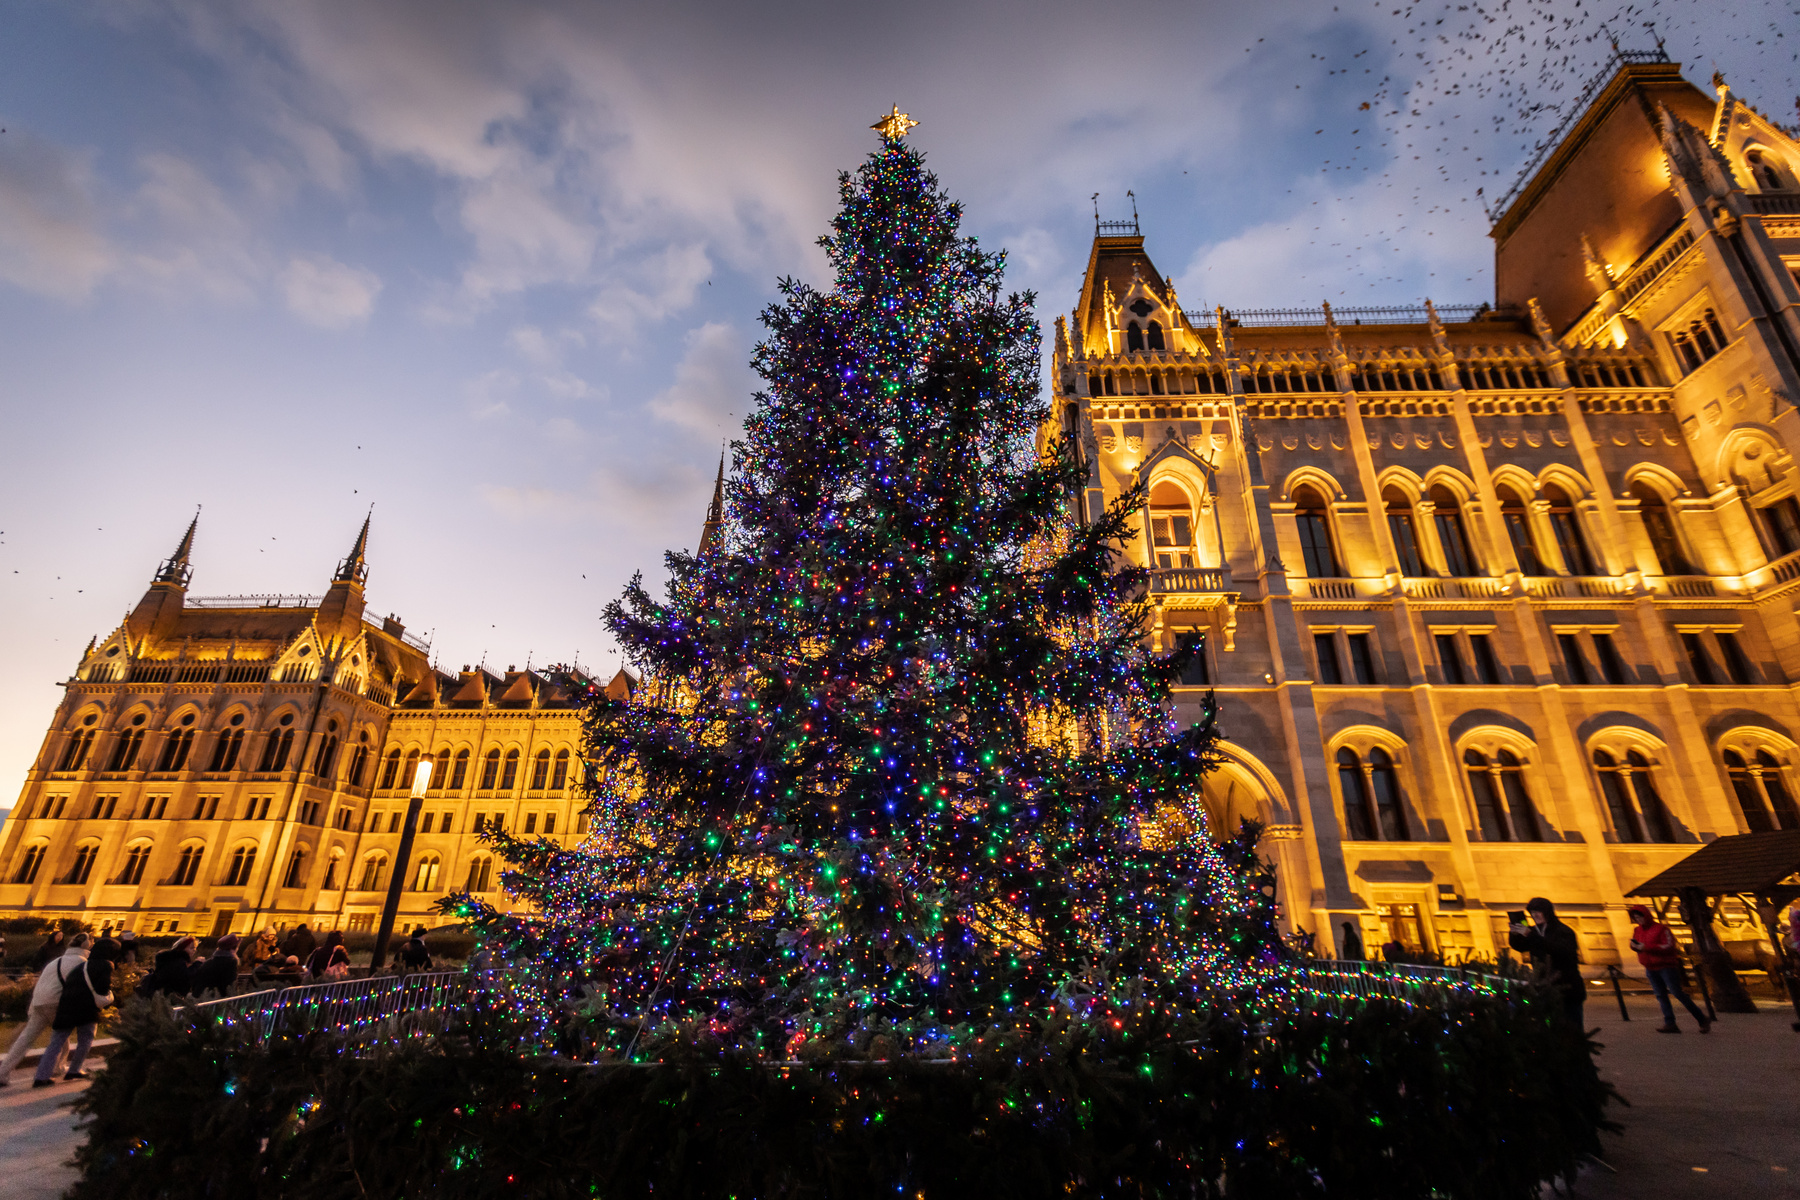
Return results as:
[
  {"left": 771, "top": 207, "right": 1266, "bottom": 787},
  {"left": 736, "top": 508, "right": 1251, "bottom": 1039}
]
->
[
  {"left": 1621, "top": 462, "right": 1690, "bottom": 500},
  {"left": 1715, "top": 425, "right": 1792, "bottom": 495},
  {"left": 1420, "top": 465, "right": 1480, "bottom": 504},
  {"left": 1374, "top": 465, "right": 1428, "bottom": 503},
  {"left": 1740, "top": 141, "right": 1796, "bottom": 191},
  {"left": 1202, "top": 740, "right": 1294, "bottom": 831},
  {"left": 1325, "top": 723, "right": 1424, "bottom": 842},
  {"left": 7, "top": 836, "right": 53, "bottom": 885},
  {"left": 1280, "top": 466, "right": 1349, "bottom": 504},
  {"left": 1486, "top": 463, "right": 1541, "bottom": 502},
  {"left": 1582, "top": 723, "right": 1692, "bottom": 842},
  {"left": 1536, "top": 462, "right": 1594, "bottom": 501},
  {"left": 1713, "top": 723, "right": 1800, "bottom": 834},
  {"left": 1452, "top": 724, "right": 1557, "bottom": 842}
]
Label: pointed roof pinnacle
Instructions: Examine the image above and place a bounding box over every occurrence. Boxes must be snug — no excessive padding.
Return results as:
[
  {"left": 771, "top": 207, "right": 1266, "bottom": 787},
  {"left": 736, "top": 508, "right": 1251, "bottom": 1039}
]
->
[
  {"left": 335, "top": 512, "right": 371, "bottom": 586},
  {"left": 699, "top": 453, "right": 726, "bottom": 556},
  {"left": 154, "top": 512, "right": 199, "bottom": 587}
]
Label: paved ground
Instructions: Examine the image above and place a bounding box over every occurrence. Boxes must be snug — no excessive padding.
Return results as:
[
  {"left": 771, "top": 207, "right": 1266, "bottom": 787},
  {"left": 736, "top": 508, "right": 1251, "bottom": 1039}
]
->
[
  {"left": 1, "top": 993, "right": 1796, "bottom": 1198},
  {"left": 1573, "top": 989, "right": 1800, "bottom": 1198}
]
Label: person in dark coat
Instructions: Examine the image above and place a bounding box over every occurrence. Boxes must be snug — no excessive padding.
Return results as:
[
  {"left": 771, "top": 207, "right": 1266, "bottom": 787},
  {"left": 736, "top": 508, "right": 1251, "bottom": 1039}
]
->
[
  {"left": 305, "top": 931, "right": 351, "bottom": 981},
  {"left": 116, "top": 929, "right": 138, "bottom": 965},
  {"left": 1339, "top": 920, "right": 1364, "bottom": 961},
  {"left": 30, "top": 928, "right": 66, "bottom": 971},
  {"left": 282, "top": 924, "right": 316, "bottom": 964},
  {"left": 188, "top": 933, "right": 241, "bottom": 996},
  {"left": 1510, "top": 897, "right": 1588, "bottom": 1028},
  {"left": 141, "top": 936, "right": 198, "bottom": 996},
  {"left": 399, "top": 927, "right": 433, "bottom": 972},
  {"left": 34, "top": 937, "right": 115, "bottom": 1084}
]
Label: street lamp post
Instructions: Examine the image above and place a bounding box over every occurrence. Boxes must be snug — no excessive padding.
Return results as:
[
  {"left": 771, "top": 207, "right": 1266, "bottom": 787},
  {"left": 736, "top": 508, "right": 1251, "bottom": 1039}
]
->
[{"left": 370, "top": 757, "right": 432, "bottom": 972}]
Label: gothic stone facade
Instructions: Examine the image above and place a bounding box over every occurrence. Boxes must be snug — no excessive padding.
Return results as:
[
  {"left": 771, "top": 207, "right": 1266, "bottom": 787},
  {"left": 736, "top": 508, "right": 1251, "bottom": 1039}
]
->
[
  {"left": 0, "top": 518, "right": 631, "bottom": 940},
  {"left": 1044, "top": 58, "right": 1800, "bottom": 964}
]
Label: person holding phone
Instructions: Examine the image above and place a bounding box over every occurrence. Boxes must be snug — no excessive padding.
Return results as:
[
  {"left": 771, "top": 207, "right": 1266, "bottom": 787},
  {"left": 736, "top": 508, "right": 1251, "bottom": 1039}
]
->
[
  {"left": 1627, "top": 905, "right": 1709, "bottom": 1033},
  {"left": 1508, "top": 897, "right": 1587, "bottom": 1029}
]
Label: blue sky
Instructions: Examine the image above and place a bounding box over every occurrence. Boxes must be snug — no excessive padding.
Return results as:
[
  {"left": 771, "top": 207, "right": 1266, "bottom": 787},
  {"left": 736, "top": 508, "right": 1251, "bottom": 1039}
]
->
[{"left": 1, "top": 0, "right": 1794, "bottom": 796}]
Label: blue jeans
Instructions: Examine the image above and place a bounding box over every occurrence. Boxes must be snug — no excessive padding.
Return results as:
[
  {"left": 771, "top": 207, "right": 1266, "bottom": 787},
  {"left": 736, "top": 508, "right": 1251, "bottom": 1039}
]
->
[
  {"left": 1646, "top": 967, "right": 1707, "bottom": 1026},
  {"left": 34, "top": 1025, "right": 94, "bottom": 1082}
]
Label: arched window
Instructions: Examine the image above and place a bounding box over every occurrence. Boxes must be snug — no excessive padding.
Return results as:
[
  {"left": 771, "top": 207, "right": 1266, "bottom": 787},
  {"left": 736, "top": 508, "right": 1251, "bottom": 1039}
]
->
[
  {"left": 1542, "top": 484, "right": 1597, "bottom": 575},
  {"left": 402, "top": 749, "right": 420, "bottom": 791},
  {"left": 223, "top": 845, "right": 257, "bottom": 887},
  {"left": 157, "top": 728, "right": 195, "bottom": 773},
  {"left": 58, "top": 729, "right": 96, "bottom": 772},
  {"left": 551, "top": 749, "right": 570, "bottom": 791},
  {"left": 1126, "top": 321, "right": 1144, "bottom": 353},
  {"left": 480, "top": 750, "right": 501, "bottom": 790},
  {"left": 1464, "top": 748, "right": 1544, "bottom": 842},
  {"left": 1746, "top": 149, "right": 1786, "bottom": 191},
  {"left": 501, "top": 749, "right": 521, "bottom": 791},
  {"left": 531, "top": 750, "right": 551, "bottom": 790},
  {"left": 378, "top": 749, "right": 401, "bottom": 790},
  {"left": 346, "top": 744, "right": 369, "bottom": 788},
  {"left": 117, "top": 843, "right": 153, "bottom": 885},
  {"left": 1149, "top": 480, "right": 1197, "bottom": 570},
  {"left": 63, "top": 843, "right": 100, "bottom": 884},
  {"left": 11, "top": 843, "right": 48, "bottom": 884},
  {"left": 1595, "top": 749, "right": 1676, "bottom": 843},
  {"left": 1671, "top": 308, "right": 1729, "bottom": 374},
  {"left": 450, "top": 750, "right": 470, "bottom": 791},
  {"left": 312, "top": 734, "right": 339, "bottom": 779},
  {"left": 283, "top": 847, "right": 309, "bottom": 888},
  {"left": 1631, "top": 481, "right": 1692, "bottom": 575},
  {"left": 1292, "top": 485, "right": 1340, "bottom": 577},
  {"left": 429, "top": 749, "right": 451, "bottom": 791},
  {"left": 1384, "top": 487, "right": 1424, "bottom": 577},
  {"left": 1429, "top": 484, "right": 1477, "bottom": 578},
  {"left": 322, "top": 851, "right": 343, "bottom": 891},
  {"left": 108, "top": 728, "right": 145, "bottom": 773},
  {"left": 259, "top": 728, "right": 295, "bottom": 773},
  {"left": 1496, "top": 486, "right": 1542, "bottom": 575},
  {"left": 466, "top": 855, "right": 493, "bottom": 894},
  {"left": 412, "top": 854, "right": 441, "bottom": 892},
  {"left": 209, "top": 728, "right": 245, "bottom": 774},
  {"left": 1368, "top": 748, "right": 1410, "bottom": 840},
  {"left": 358, "top": 853, "right": 387, "bottom": 892},
  {"left": 1337, "top": 748, "right": 1376, "bottom": 840},
  {"left": 1723, "top": 749, "right": 1800, "bottom": 832},
  {"left": 170, "top": 844, "right": 204, "bottom": 886},
  {"left": 1145, "top": 320, "right": 1166, "bottom": 351}
]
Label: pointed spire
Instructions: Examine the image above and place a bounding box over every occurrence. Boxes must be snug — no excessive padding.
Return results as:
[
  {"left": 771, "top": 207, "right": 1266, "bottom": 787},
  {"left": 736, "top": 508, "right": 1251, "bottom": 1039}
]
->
[
  {"left": 154, "top": 513, "right": 199, "bottom": 587},
  {"left": 699, "top": 454, "right": 726, "bottom": 556},
  {"left": 335, "top": 513, "right": 371, "bottom": 585}
]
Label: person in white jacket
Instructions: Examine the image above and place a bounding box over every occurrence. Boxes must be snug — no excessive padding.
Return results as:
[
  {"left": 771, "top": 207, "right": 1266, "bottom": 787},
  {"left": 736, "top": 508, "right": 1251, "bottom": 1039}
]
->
[{"left": 0, "top": 932, "right": 92, "bottom": 1086}]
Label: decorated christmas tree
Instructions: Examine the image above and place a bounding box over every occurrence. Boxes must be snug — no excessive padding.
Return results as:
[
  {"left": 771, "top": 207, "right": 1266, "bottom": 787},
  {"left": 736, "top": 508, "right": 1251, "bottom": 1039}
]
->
[{"left": 453, "top": 112, "right": 1284, "bottom": 1059}]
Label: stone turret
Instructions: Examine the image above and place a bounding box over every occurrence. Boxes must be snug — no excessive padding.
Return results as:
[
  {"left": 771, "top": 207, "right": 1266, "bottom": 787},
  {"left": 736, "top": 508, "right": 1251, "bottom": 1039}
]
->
[
  {"left": 125, "top": 515, "right": 198, "bottom": 643},
  {"left": 316, "top": 515, "right": 371, "bottom": 643}
]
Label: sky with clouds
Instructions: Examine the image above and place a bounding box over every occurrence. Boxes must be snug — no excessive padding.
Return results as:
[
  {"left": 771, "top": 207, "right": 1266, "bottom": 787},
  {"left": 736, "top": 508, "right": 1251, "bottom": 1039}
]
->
[{"left": 1, "top": 0, "right": 1794, "bottom": 796}]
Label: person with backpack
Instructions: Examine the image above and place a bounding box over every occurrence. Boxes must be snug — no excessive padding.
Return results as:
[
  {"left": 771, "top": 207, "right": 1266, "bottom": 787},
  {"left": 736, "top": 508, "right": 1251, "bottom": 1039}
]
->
[
  {"left": 305, "top": 931, "right": 351, "bottom": 981},
  {"left": 139, "top": 936, "right": 197, "bottom": 996},
  {"left": 1627, "top": 904, "right": 1711, "bottom": 1033},
  {"left": 0, "top": 934, "right": 101, "bottom": 1087},
  {"left": 34, "top": 937, "right": 117, "bottom": 1085}
]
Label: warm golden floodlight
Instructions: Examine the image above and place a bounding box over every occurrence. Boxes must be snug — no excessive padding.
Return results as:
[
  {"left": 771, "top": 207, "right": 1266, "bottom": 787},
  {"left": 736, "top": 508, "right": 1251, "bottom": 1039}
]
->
[{"left": 410, "top": 758, "right": 434, "bottom": 798}]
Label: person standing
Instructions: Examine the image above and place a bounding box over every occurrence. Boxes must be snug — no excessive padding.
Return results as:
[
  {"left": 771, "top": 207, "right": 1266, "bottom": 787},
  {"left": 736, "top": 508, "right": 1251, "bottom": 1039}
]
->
[
  {"left": 30, "top": 928, "right": 66, "bottom": 972},
  {"left": 305, "top": 931, "right": 351, "bottom": 981},
  {"left": 282, "top": 923, "right": 316, "bottom": 966},
  {"left": 0, "top": 933, "right": 92, "bottom": 1086},
  {"left": 1510, "top": 897, "right": 1588, "bottom": 1029},
  {"left": 1339, "top": 920, "right": 1364, "bottom": 962},
  {"left": 243, "top": 928, "right": 279, "bottom": 974},
  {"left": 140, "top": 937, "right": 198, "bottom": 996},
  {"left": 116, "top": 929, "right": 138, "bottom": 966},
  {"left": 36, "top": 938, "right": 117, "bottom": 1085},
  {"left": 1626, "top": 905, "right": 1710, "bottom": 1033},
  {"left": 188, "top": 934, "right": 241, "bottom": 996},
  {"left": 399, "top": 927, "right": 433, "bottom": 973}
]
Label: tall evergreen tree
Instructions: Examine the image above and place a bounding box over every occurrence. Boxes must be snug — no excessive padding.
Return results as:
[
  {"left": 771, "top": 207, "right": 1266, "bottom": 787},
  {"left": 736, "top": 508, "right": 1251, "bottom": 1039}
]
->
[{"left": 452, "top": 124, "right": 1280, "bottom": 1058}]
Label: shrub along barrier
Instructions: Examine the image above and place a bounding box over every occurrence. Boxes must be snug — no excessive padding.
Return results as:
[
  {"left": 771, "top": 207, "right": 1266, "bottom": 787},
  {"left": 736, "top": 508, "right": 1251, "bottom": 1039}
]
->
[{"left": 70, "top": 982, "right": 1614, "bottom": 1200}]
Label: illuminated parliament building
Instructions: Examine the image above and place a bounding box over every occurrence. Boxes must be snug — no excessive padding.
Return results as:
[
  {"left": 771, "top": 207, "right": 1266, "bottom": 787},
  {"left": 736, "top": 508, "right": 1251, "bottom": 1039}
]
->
[{"left": 5, "top": 53, "right": 1800, "bottom": 966}]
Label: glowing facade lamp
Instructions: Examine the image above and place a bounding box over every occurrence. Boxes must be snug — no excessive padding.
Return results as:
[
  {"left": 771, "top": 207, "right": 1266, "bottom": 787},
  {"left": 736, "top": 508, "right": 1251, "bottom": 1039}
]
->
[{"left": 370, "top": 755, "right": 433, "bottom": 971}]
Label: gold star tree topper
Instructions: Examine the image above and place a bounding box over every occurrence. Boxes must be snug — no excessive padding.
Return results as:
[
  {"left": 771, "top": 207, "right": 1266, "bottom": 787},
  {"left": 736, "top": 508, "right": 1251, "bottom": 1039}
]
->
[{"left": 871, "top": 105, "right": 919, "bottom": 140}]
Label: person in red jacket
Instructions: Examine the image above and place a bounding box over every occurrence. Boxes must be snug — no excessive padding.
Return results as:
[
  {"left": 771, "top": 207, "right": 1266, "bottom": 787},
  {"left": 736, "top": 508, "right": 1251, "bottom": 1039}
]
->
[{"left": 1627, "top": 904, "right": 1710, "bottom": 1034}]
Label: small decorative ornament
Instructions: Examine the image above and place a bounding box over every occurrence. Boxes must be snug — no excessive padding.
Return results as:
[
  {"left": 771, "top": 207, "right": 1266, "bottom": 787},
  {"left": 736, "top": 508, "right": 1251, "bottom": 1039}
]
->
[{"left": 871, "top": 105, "right": 919, "bottom": 140}]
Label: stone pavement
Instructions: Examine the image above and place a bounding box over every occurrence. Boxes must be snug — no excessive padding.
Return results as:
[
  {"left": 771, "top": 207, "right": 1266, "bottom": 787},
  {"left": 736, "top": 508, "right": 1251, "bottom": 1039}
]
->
[
  {"left": 0, "top": 1061, "right": 99, "bottom": 1200},
  {"left": 1572, "top": 989, "right": 1800, "bottom": 1198},
  {"left": 0, "top": 994, "right": 1795, "bottom": 1198}
]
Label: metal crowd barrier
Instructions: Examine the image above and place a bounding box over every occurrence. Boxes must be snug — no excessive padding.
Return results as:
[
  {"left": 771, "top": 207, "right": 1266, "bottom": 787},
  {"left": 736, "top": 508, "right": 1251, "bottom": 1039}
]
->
[
  {"left": 1285, "top": 960, "right": 1519, "bottom": 1014},
  {"left": 184, "top": 970, "right": 470, "bottom": 1042}
]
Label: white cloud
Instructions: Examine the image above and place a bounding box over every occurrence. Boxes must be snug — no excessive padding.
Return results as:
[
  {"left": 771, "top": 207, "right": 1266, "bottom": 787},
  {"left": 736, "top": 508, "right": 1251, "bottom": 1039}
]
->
[
  {"left": 282, "top": 254, "right": 382, "bottom": 327},
  {"left": 648, "top": 321, "right": 750, "bottom": 434},
  {"left": 0, "top": 131, "right": 114, "bottom": 300}
]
